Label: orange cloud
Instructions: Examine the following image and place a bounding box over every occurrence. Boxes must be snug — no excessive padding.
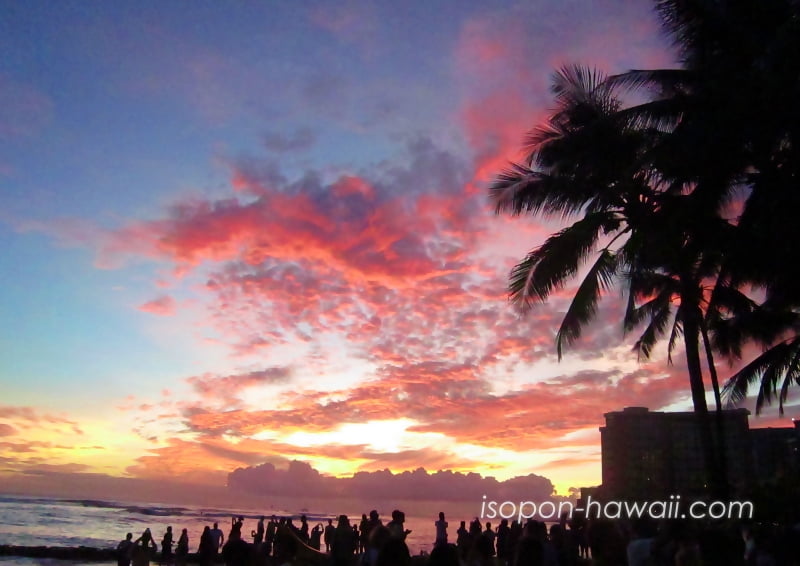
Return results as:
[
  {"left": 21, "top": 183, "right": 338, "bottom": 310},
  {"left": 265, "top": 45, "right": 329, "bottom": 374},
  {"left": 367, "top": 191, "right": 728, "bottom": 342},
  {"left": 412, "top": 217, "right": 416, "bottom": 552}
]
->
[
  {"left": 0, "top": 423, "right": 17, "bottom": 437},
  {"left": 186, "top": 367, "right": 293, "bottom": 409},
  {"left": 0, "top": 405, "right": 83, "bottom": 430}
]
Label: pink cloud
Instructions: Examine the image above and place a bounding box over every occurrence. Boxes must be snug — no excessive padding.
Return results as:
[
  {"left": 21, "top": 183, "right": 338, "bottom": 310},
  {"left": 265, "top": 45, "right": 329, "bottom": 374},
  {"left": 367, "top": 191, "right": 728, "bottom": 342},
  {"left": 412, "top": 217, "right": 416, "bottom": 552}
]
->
[
  {"left": 453, "top": 3, "right": 672, "bottom": 188},
  {"left": 139, "top": 295, "right": 177, "bottom": 316}
]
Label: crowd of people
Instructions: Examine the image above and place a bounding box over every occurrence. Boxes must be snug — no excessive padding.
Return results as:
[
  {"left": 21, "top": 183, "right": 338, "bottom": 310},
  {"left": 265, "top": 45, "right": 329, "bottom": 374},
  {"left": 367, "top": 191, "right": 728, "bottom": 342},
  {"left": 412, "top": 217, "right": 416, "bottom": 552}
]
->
[
  {"left": 115, "top": 510, "right": 799, "bottom": 566},
  {"left": 442, "top": 513, "right": 800, "bottom": 565},
  {"left": 114, "top": 510, "right": 411, "bottom": 566},
  {"left": 116, "top": 519, "right": 240, "bottom": 566}
]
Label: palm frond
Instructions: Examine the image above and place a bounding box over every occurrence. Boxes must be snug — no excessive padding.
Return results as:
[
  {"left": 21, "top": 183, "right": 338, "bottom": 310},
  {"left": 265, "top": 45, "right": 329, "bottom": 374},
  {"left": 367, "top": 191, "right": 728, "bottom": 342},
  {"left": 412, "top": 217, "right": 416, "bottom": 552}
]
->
[
  {"left": 626, "top": 270, "right": 677, "bottom": 305},
  {"left": 630, "top": 292, "right": 674, "bottom": 360},
  {"left": 489, "top": 163, "right": 542, "bottom": 215},
  {"left": 606, "top": 68, "right": 692, "bottom": 96},
  {"left": 551, "top": 65, "right": 609, "bottom": 106},
  {"left": 654, "top": 0, "right": 724, "bottom": 60},
  {"left": 556, "top": 248, "right": 618, "bottom": 360},
  {"left": 779, "top": 346, "right": 800, "bottom": 413},
  {"left": 525, "top": 123, "right": 564, "bottom": 153},
  {"left": 614, "top": 98, "right": 685, "bottom": 133},
  {"left": 706, "top": 284, "right": 754, "bottom": 360},
  {"left": 508, "top": 252, "right": 543, "bottom": 312},
  {"left": 490, "top": 164, "right": 610, "bottom": 220},
  {"left": 508, "top": 212, "right": 618, "bottom": 311},
  {"left": 624, "top": 285, "right": 668, "bottom": 333},
  {"left": 708, "top": 317, "right": 744, "bottom": 361},
  {"left": 709, "top": 289, "right": 800, "bottom": 360},
  {"left": 708, "top": 284, "right": 758, "bottom": 316},
  {"left": 722, "top": 337, "right": 800, "bottom": 414},
  {"left": 666, "top": 303, "right": 684, "bottom": 364}
]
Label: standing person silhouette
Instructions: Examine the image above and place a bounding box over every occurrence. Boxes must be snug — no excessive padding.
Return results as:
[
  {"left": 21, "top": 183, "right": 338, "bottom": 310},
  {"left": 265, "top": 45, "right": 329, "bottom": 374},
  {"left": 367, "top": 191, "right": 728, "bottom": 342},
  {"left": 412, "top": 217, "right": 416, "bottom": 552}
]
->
[
  {"left": 387, "top": 510, "right": 411, "bottom": 541},
  {"left": 117, "top": 533, "right": 134, "bottom": 566},
  {"left": 324, "top": 519, "right": 335, "bottom": 553},
  {"left": 310, "top": 523, "right": 324, "bottom": 550},
  {"left": 331, "top": 515, "right": 356, "bottom": 566},
  {"left": 435, "top": 512, "right": 448, "bottom": 548},
  {"left": 300, "top": 514, "right": 310, "bottom": 542},
  {"left": 160, "top": 526, "right": 173, "bottom": 565},
  {"left": 198, "top": 526, "right": 213, "bottom": 566},
  {"left": 456, "top": 521, "right": 469, "bottom": 559},
  {"left": 496, "top": 519, "right": 510, "bottom": 563},
  {"left": 359, "top": 513, "right": 370, "bottom": 554},
  {"left": 254, "top": 516, "right": 265, "bottom": 544},
  {"left": 367, "top": 510, "right": 382, "bottom": 533},
  {"left": 209, "top": 522, "right": 224, "bottom": 557},
  {"left": 132, "top": 528, "right": 158, "bottom": 566},
  {"left": 175, "top": 529, "right": 189, "bottom": 566},
  {"left": 229, "top": 516, "right": 244, "bottom": 541},
  {"left": 483, "top": 522, "right": 496, "bottom": 557},
  {"left": 266, "top": 516, "right": 278, "bottom": 555}
]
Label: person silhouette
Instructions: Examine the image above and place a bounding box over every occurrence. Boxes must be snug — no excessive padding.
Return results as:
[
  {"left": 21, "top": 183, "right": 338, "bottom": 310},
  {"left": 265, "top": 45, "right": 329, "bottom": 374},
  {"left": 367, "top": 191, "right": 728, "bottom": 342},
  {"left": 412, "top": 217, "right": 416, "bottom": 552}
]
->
[
  {"left": 366, "top": 524, "right": 390, "bottom": 566},
  {"left": 387, "top": 510, "right": 411, "bottom": 541},
  {"left": 132, "top": 528, "right": 158, "bottom": 566},
  {"left": 209, "top": 522, "right": 224, "bottom": 556},
  {"left": 375, "top": 537, "right": 411, "bottom": 566},
  {"left": 496, "top": 519, "right": 510, "bottom": 563},
  {"left": 175, "top": 529, "right": 188, "bottom": 566},
  {"left": 483, "top": 522, "right": 496, "bottom": 557},
  {"left": 368, "top": 510, "right": 382, "bottom": 532},
  {"left": 160, "top": 526, "right": 173, "bottom": 565},
  {"left": 324, "top": 519, "right": 335, "bottom": 553},
  {"left": 229, "top": 516, "right": 244, "bottom": 541},
  {"left": 469, "top": 518, "right": 482, "bottom": 539},
  {"left": 254, "top": 516, "right": 265, "bottom": 544},
  {"left": 359, "top": 513, "right": 370, "bottom": 554},
  {"left": 331, "top": 515, "right": 356, "bottom": 566},
  {"left": 310, "top": 523, "right": 324, "bottom": 550},
  {"left": 434, "top": 512, "right": 448, "bottom": 547},
  {"left": 266, "top": 516, "right": 278, "bottom": 555},
  {"left": 117, "top": 532, "right": 134, "bottom": 566},
  {"left": 300, "top": 514, "right": 310, "bottom": 542},
  {"left": 456, "top": 521, "right": 469, "bottom": 559},
  {"left": 429, "top": 541, "right": 459, "bottom": 566},
  {"left": 198, "top": 526, "right": 213, "bottom": 566}
]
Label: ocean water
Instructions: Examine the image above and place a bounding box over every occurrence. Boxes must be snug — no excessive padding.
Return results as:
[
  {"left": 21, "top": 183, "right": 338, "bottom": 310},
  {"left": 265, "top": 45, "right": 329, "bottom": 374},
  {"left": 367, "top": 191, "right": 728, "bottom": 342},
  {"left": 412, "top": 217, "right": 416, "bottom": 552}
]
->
[{"left": 0, "top": 495, "right": 443, "bottom": 564}]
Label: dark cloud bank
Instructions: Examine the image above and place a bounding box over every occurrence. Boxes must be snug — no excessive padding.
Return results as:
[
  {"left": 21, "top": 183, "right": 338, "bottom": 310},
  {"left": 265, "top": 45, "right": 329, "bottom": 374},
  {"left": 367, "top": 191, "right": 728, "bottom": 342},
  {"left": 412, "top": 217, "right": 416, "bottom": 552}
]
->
[{"left": 228, "top": 460, "right": 561, "bottom": 502}]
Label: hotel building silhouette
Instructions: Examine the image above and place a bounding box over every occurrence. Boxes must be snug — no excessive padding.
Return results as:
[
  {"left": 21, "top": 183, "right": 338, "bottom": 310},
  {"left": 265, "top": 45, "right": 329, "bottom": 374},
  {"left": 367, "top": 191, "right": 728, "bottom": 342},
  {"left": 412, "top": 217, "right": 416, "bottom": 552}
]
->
[{"left": 597, "top": 406, "right": 797, "bottom": 499}]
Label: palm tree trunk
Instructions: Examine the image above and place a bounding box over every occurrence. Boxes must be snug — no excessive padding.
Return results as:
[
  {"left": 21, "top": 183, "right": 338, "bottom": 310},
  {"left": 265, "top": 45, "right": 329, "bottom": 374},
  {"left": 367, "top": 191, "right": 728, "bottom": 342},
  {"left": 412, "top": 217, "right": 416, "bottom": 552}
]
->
[
  {"left": 701, "top": 321, "right": 730, "bottom": 499},
  {"left": 681, "top": 281, "right": 722, "bottom": 497},
  {"left": 682, "top": 306, "right": 708, "bottom": 413},
  {"left": 700, "top": 323, "right": 722, "bottom": 411}
]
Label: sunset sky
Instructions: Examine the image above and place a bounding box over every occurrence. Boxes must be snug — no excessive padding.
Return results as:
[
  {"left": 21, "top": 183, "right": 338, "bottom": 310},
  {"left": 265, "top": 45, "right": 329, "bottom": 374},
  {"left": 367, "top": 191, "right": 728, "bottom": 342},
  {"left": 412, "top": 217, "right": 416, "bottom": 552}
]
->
[{"left": 1, "top": 1, "right": 796, "bottom": 500}]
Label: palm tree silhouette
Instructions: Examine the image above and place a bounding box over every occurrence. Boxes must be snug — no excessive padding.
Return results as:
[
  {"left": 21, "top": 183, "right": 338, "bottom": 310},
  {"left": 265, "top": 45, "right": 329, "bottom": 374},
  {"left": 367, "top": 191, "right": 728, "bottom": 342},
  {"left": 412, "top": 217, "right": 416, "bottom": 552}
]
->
[
  {"left": 490, "top": 63, "right": 734, "bottom": 494},
  {"left": 493, "top": 0, "right": 800, "bottom": 497},
  {"left": 608, "top": 0, "right": 800, "bottom": 416}
]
